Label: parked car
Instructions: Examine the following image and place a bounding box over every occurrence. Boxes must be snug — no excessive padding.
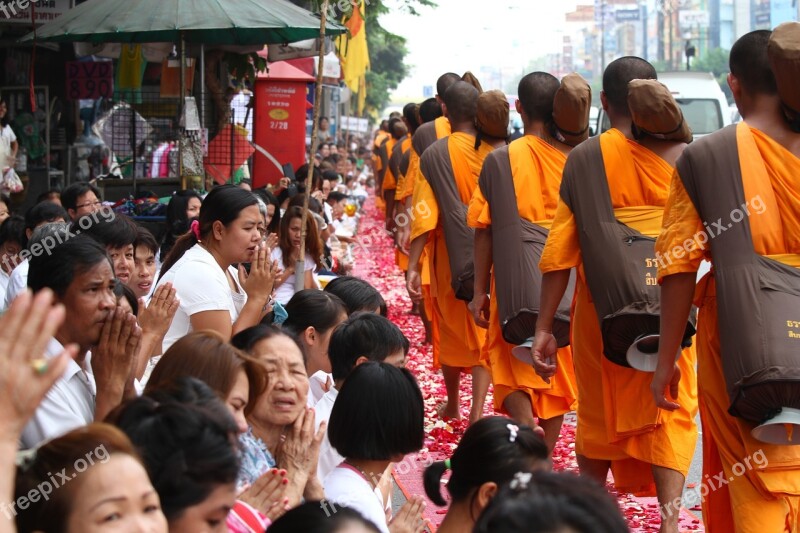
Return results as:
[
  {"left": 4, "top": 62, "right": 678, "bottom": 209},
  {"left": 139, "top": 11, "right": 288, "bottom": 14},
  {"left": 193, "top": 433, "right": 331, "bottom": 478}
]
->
[{"left": 595, "top": 71, "right": 732, "bottom": 139}]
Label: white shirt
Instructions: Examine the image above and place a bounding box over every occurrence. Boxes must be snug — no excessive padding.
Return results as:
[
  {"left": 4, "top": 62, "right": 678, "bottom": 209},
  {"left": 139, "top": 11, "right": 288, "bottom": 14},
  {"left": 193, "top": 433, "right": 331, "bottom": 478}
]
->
[
  {"left": 323, "top": 466, "right": 389, "bottom": 533},
  {"left": 2, "top": 259, "right": 28, "bottom": 312},
  {"left": 157, "top": 244, "right": 246, "bottom": 352},
  {"left": 21, "top": 339, "right": 96, "bottom": 449},
  {"left": 0, "top": 269, "right": 9, "bottom": 298},
  {"left": 270, "top": 248, "right": 316, "bottom": 305},
  {"left": 308, "top": 370, "right": 332, "bottom": 407},
  {"left": 314, "top": 386, "right": 342, "bottom": 481}
]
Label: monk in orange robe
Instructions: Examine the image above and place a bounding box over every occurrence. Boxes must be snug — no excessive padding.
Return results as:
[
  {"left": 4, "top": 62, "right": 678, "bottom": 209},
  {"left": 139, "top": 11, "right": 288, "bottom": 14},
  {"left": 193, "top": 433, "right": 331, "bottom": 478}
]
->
[
  {"left": 400, "top": 75, "right": 459, "bottom": 357},
  {"left": 653, "top": 30, "right": 800, "bottom": 533},
  {"left": 533, "top": 57, "right": 699, "bottom": 533},
  {"left": 467, "top": 72, "right": 578, "bottom": 452},
  {"left": 382, "top": 117, "right": 407, "bottom": 232},
  {"left": 392, "top": 103, "right": 419, "bottom": 274},
  {"left": 407, "top": 81, "right": 496, "bottom": 423}
]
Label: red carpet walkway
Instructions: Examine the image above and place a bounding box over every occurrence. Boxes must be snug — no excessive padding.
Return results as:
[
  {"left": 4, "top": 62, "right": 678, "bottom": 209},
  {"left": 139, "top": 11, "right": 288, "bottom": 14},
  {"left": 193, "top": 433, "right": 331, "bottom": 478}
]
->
[{"left": 351, "top": 194, "right": 703, "bottom": 532}]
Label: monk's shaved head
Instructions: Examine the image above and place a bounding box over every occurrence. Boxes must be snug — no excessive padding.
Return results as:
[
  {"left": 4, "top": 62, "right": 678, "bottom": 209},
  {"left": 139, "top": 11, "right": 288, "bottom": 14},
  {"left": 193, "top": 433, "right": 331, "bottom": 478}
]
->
[
  {"left": 602, "top": 56, "right": 657, "bottom": 114},
  {"left": 437, "top": 72, "right": 461, "bottom": 98},
  {"left": 730, "top": 30, "right": 777, "bottom": 96},
  {"left": 518, "top": 72, "right": 560, "bottom": 122},
  {"left": 391, "top": 118, "right": 408, "bottom": 139},
  {"left": 443, "top": 81, "right": 479, "bottom": 123},
  {"left": 403, "top": 103, "right": 421, "bottom": 133},
  {"left": 419, "top": 98, "right": 443, "bottom": 123}
]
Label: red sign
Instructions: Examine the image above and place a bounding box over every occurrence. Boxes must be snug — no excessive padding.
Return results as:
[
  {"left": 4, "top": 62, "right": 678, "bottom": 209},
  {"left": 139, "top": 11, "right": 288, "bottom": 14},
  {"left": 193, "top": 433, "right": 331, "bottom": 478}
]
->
[
  {"left": 66, "top": 61, "right": 114, "bottom": 100},
  {"left": 253, "top": 80, "right": 308, "bottom": 187}
]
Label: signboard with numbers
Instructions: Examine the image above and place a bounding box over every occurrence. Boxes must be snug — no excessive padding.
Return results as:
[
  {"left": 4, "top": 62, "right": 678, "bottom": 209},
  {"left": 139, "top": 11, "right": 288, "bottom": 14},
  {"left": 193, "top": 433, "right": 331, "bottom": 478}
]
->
[
  {"left": 253, "top": 80, "right": 308, "bottom": 187},
  {"left": 65, "top": 61, "right": 114, "bottom": 100}
]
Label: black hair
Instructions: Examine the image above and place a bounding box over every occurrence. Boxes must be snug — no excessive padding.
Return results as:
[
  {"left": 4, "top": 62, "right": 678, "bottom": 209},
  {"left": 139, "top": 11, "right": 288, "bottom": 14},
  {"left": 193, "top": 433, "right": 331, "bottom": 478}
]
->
[
  {"left": 159, "top": 185, "right": 258, "bottom": 279},
  {"left": 60, "top": 182, "right": 101, "bottom": 213},
  {"left": 323, "top": 275, "right": 387, "bottom": 316},
  {"left": 253, "top": 187, "right": 281, "bottom": 234},
  {"left": 730, "top": 30, "right": 777, "bottom": 96},
  {"left": 76, "top": 212, "right": 138, "bottom": 249},
  {"left": 0, "top": 215, "right": 26, "bottom": 249},
  {"left": 268, "top": 501, "right": 381, "bottom": 533},
  {"left": 328, "top": 312, "right": 409, "bottom": 382},
  {"left": 321, "top": 169, "right": 339, "bottom": 182},
  {"left": 161, "top": 189, "right": 204, "bottom": 259},
  {"left": 281, "top": 289, "right": 347, "bottom": 338},
  {"left": 326, "top": 191, "right": 347, "bottom": 204},
  {"left": 602, "top": 56, "right": 657, "bottom": 114},
  {"left": 443, "top": 81, "right": 479, "bottom": 124},
  {"left": 111, "top": 377, "right": 240, "bottom": 522},
  {"left": 35, "top": 189, "right": 61, "bottom": 204},
  {"left": 28, "top": 234, "right": 110, "bottom": 298},
  {"left": 24, "top": 202, "right": 68, "bottom": 233},
  {"left": 437, "top": 72, "right": 462, "bottom": 98},
  {"left": 328, "top": 362, "right": 424, "bottom": 460},
  {"left": 473, "top": 471, "right": 629, "bottom": 533},
  {"left": 423, "top": 416, "right": 549, "bottom": 508},
  {"left": 231, "top": 324, "right": 307, "bottom": 363},
  {"left": 115, "top": 280, "right": 139, "bottom": 316},
  {"left": 134, "top": 225, "right": 158, "bottom": 256},
  {"left": 419, "top": 97, "right": 443, "bottom": 123},
  {"left": 518, "top": 72, "right": 560, "bottom": 123}
]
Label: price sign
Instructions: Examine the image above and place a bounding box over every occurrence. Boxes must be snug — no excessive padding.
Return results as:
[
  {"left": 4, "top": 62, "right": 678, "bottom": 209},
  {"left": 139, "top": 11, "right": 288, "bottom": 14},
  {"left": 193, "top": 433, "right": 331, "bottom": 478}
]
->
[{"left": 66, "top": 61, "right": 113, "bottom": 100}]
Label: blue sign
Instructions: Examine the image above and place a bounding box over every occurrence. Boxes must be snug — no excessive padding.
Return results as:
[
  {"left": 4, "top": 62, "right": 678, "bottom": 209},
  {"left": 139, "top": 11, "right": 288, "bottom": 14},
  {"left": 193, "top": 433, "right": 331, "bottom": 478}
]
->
[{"left": 615, "top": 8, "right": 640, "bottom": 22}]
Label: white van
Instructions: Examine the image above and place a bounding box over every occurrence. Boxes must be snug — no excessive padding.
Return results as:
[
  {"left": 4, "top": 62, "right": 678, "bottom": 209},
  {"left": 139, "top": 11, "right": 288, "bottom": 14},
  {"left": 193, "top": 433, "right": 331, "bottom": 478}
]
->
[{"left": 596, "top": 71, "right": 732, "bottom": 138}]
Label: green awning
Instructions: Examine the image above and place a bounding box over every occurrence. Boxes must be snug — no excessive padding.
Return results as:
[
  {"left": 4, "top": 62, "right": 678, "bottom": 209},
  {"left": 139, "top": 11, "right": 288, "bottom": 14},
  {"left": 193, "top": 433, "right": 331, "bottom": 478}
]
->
[{"left": 19, "top": 0, "right": 346, "bottom": 45}]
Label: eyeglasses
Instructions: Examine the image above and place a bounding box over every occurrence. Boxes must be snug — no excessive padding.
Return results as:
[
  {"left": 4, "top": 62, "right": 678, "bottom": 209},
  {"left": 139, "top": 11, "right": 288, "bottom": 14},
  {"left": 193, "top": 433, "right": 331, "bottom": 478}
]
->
[{"left": 75, "top": 201, "right": 102, "bottom": 209}]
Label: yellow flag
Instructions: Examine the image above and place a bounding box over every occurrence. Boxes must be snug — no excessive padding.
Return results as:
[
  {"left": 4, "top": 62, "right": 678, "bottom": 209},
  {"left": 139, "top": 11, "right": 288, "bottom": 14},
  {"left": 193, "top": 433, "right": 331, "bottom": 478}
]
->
[{"left": 337, "top": 0, "right": 369, "bottom": 114}]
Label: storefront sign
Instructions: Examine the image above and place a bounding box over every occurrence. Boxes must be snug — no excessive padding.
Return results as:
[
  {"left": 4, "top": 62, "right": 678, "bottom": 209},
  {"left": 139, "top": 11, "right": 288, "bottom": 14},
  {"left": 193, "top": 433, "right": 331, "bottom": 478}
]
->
[
  {"left": 66, "top": 61, "right": 114, "bottom": 100},
  {"left": 3, "top": 0, "right": 73, "bottom": 25}
]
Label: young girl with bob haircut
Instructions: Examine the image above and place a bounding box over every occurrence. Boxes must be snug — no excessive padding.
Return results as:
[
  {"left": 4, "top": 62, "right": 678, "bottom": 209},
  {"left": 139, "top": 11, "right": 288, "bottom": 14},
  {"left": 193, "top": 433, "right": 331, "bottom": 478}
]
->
[
  {"left": 271, "top": 206, "right": 323, "bottom": 305},
  {"left": 144, "top": 330, "right": 266, "bottom": 434},
  {"left": 14, "top": 423, "right": 169, "bottom": 533},
  {"left": 325, "top": 362, "right": 427, "bottom": 533},
  {"left": 157, "top": 185, "right": 277, "bottom": 351},
  {"left": 422, "top": 416, "right": 549, "bottom": 532},
  {"left": 279, "top": 289, "right": 348, "bottom": 406}
]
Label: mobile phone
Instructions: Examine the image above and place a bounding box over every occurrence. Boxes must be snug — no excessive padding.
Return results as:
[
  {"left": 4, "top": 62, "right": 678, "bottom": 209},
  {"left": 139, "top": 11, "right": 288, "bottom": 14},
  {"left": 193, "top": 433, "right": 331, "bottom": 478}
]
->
[{"left": 282, "top": 163, "right": 296, "bottom": 181}]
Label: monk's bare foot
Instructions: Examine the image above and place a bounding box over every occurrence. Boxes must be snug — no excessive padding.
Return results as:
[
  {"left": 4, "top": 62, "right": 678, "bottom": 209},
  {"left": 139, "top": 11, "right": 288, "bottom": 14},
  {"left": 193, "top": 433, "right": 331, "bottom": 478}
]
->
[
  {"left": 436, "top": 402, "right": 461, "bottom": 420},
  {"left": 468, "top": 409, "right": 484, "bottom": 426},
  {"left": 409, "top": 302, "right": 420, "bottom": 316}
]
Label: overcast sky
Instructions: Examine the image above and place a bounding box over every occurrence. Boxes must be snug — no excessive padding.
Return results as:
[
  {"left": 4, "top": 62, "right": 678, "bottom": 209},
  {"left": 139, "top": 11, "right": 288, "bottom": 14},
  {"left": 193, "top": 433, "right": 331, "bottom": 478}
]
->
[{"left": 380, "top": 0, "right": 579, "bottom": 99}]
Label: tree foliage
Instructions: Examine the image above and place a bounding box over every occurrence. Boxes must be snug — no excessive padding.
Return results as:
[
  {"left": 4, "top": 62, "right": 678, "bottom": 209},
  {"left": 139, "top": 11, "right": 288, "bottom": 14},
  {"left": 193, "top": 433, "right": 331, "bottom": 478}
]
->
[{"left": 287, "top": 0, "right": 434, "bottom": 116}]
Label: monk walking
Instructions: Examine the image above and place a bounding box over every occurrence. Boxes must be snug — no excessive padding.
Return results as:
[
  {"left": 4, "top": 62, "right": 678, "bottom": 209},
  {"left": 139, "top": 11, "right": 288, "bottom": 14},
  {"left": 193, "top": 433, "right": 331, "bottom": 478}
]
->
[
  {"left": 467, "top": 72, "right": 583, "bottom": 451},
  {"left": 652, "top": 28, "right": 800, "bottom": 532},
  {"left": 533, "top": 57, "right": 699, "bottom": 533},
  {"left": 406, "top": 82, "right": 501, "bottom": 423}
]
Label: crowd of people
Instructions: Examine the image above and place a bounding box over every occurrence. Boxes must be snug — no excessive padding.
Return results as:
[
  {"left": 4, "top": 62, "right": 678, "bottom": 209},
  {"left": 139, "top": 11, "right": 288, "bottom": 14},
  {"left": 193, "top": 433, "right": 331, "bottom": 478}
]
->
[{"left": 0, "top": 22, "right": 798, "bottom": 533}]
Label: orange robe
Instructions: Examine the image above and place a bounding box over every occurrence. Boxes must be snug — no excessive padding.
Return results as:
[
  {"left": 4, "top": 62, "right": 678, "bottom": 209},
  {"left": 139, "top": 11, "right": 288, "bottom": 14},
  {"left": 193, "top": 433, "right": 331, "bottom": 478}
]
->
[
  {"left": 410, "top": 117, "right": 450, "bottom": 368},
  {"left": 657, "top": 122, "right": 800, "bottom": 532},
  {"left": 394, "top": 136, "right": 413, "bottom": 272},
  {"left": 540, "top": 128, "right": 699, "bottom": 495},
  {"left": 411, "top": 132, "right": 492, "bottom": 369},
  {"left": 382, "top": 137, "right": 398, "bottom": 193},
  {"left": 401, "top": 117, "right": 451, "bottom": 203},
  {"left": 467, "top": 136, "right": 578, "bottom": 419}
]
